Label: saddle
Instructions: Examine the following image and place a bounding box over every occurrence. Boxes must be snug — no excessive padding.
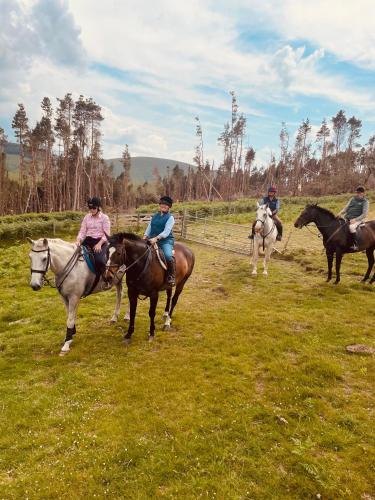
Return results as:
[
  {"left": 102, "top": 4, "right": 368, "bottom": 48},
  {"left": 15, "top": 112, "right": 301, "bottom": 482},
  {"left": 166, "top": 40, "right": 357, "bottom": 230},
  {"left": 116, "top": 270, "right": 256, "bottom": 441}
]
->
[
  {"left": 81, "top": 245, "right": 109, "bottom": 297},
  {"left": 151, "top": 242, "right": 168, "bottom": 271}
]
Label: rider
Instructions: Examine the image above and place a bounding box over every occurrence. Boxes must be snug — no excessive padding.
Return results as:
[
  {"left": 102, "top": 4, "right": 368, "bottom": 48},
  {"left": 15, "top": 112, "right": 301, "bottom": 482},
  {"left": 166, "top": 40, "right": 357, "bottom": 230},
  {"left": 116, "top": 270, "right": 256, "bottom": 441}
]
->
[
  {"left": 250, "top": 185, "right": 283, "bottom": 241},
  {"left": 76, "top": 197, "right": 111, "bottom": 276},
  {"left": 337, "top": 186, "right": 369, "bottom": 251},
  {"left": 143, "top": 195, "right": 176, "bottom": 286}
]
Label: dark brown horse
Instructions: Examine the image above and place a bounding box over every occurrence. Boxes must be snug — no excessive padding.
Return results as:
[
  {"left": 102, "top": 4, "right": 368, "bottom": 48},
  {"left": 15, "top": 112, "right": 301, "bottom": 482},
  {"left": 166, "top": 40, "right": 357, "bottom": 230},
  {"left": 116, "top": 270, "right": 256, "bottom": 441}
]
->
[
  {"left": 294, "top": 204, "right": 375, "bottom": 284},
  {"left": 105, "top": 233, "right": 195, "bottom": 342}
]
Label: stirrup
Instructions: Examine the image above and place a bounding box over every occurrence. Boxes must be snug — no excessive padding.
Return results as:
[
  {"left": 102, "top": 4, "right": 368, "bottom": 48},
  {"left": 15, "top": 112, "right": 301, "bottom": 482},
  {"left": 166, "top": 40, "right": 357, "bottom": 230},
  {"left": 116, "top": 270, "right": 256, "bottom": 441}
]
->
[{"left": 167, "top": 275, "right": 175, "bottom": 286}]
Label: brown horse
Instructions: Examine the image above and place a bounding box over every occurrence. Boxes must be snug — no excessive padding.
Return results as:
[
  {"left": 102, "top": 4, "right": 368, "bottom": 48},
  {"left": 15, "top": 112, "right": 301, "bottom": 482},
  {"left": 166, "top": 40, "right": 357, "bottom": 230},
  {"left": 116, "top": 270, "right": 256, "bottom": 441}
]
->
[
  {"left": 295, "top": 204, "right": 375, "bottom": 284},
  {"left": 105, "top": 233, "right": 195, "bottom": 342}
]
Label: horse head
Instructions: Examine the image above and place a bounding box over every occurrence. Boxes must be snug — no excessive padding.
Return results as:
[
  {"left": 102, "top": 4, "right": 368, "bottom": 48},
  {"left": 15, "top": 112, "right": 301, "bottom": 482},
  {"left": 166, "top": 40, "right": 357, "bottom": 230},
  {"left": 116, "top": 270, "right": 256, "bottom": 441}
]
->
[
  {"left": 294, "top": 204, "right": 318, "bottom": 228},
  {"left": 105, "top": 235, "right": 127, "bottom": 283},
  {"left": 255, "top": 203, "right": 272, "bottom": 232},
  {"left": 28, "top": 237, "right": 50, "bottom": 291}
]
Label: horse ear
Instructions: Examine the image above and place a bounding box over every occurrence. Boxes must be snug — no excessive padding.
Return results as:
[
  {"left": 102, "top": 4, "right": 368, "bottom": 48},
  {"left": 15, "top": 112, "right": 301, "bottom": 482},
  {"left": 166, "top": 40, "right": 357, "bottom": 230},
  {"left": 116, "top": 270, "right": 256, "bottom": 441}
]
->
[
  {"left": 43, "top": 238, "right": 48, "bottom": 246},
  {"left": 26, "top": 237, "right": 34, "bottom": 245}
]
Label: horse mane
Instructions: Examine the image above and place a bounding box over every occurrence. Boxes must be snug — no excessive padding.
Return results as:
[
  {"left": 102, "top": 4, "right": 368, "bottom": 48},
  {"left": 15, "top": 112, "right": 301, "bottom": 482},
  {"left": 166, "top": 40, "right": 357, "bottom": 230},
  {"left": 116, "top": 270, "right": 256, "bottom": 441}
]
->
[
  {"left": 110, "top": 232, "right": 143, "bottom": 244},
  {"left": 307, "top": 204, "right": 336, "bottom": 219}
]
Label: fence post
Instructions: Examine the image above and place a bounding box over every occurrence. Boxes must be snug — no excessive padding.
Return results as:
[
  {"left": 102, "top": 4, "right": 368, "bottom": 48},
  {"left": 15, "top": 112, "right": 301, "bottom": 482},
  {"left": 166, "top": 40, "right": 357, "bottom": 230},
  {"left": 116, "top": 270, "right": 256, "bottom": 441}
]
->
[
  {"left": 181, "top": 209, "right": 187, "bottom": 238},
  {"left": 137, "top": 213, "right": 140, "bottom": 232}
]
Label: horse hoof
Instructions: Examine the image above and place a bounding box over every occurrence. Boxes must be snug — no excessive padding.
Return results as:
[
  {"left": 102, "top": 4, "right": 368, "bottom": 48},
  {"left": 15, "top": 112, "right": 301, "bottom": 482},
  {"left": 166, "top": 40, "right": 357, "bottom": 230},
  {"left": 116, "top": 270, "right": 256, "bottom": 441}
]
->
[
  {"left": 148, "top": 335, "right": 154, "bottom": 342},
  {"left": 163, "top": 324, "right": 171, "bottom": 331},
  {"left": 263, "top": 271, "right": 268, "bottom": 276},
  {"left": 110, "top": 318, "right": 117, "bottom": 324},
  {"left": 123, "top": 337, "right": 132, "bottom": 345},
  {"left": 59, "top": 350, "right": 69, "bottom": 357},
  {"left": 251, "top": 271, "right": 257, "bottom": 276}
]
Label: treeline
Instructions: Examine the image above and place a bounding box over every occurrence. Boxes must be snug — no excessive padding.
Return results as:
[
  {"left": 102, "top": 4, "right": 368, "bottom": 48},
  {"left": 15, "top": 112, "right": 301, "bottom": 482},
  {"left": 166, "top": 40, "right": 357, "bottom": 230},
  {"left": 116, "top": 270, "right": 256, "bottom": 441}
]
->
[
  {"left": 2, "top": 92, "right": 375, "bottom": 215},
  {"left": 157, "top": 93, "right": 375, "bottom": 201},
  {"left": 0, "top": 94, "right": 156, "bottom": 215}
]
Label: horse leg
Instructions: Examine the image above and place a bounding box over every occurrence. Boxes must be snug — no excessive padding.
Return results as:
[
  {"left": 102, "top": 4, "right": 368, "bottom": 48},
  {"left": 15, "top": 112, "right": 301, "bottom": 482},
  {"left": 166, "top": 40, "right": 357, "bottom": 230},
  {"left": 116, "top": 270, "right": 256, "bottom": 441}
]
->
[
  {"left": 163, "top": 287, "right": 172, "bottom": 319},
  {"left": 334, "top": 252, "right": 343, "bottom": 284},
  {"left": 164, "top": 278, "right": 187, "bottom": 330},
  {"left": 362, "top": 248, "right": 374, "bottom": 282},
  {"left": 252, "top": 241, "right": 259, "bottom": 275},
  {"left": 110, "top": 282, "right": 123, "bottom": 323},
  {"left": 148, "top": 293, "right": 159, "bottom": 341},
  {"left": 124, "top": 288, "right": 138, "bottom": 344},
  {"left": 263, "top": 244, "right": 271, "bottom": 275},
  {"left": 61, "top": 294, "right": 80, "bottom": 354},
  {"left": 326, "top": 249, "right": 334, "bottom": 282},
  {"left": 124, "top": 305, "right": 130, "bottom": 321}
]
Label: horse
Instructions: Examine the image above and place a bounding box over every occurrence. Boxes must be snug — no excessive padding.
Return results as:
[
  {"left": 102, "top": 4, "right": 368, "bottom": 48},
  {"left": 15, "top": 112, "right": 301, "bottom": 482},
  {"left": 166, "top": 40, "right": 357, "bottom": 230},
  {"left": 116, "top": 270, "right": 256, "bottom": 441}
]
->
[
  {"left": 27, "top": 237, "right": 123, "bottom": 354},
  {"left": 294, "top": 204, "right": 375, "bottom": 284},
  {"left": 251, "top": 203, "right": 278, "bottom": 276},
  {"left": 104, "top": 233, "right": 195, "bottom": 343}
]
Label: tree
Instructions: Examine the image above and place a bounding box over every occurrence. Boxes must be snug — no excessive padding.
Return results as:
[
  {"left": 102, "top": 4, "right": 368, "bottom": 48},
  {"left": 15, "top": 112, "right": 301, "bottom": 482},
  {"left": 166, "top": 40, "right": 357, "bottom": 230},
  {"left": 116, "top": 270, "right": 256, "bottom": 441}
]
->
[
  {"left": 121, "top": 144, "right": 131, "bottom": 209},
  {"left": 332, "top": 110, "right": 347, "bottom": 154},
  {"left": 12, "top": 103, "right": 29, "bottom": 211}
]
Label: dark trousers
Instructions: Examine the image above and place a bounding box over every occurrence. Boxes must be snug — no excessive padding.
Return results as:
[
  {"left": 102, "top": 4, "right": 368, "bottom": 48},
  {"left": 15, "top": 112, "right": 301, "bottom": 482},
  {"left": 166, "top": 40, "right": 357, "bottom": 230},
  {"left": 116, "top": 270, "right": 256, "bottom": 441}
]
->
[{"left": 82, "top": 237, "right": 108, "bottom": 274}]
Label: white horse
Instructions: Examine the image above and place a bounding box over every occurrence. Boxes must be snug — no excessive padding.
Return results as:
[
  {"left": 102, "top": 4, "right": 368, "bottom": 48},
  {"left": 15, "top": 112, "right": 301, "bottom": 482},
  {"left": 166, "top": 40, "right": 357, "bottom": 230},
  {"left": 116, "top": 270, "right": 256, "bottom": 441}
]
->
[
  {"left": 28, "top": 237, "right": 123, "bottom": 354},
  {"left": 251, "top": 203, "right": 277, "bottom": 276}
]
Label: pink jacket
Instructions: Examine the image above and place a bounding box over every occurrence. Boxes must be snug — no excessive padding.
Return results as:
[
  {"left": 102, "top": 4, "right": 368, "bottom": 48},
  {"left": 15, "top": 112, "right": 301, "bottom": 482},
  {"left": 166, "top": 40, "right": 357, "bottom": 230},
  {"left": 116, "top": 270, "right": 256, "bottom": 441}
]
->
[{"left": 78, "top": 212, "right": 110, "bottom": 241}]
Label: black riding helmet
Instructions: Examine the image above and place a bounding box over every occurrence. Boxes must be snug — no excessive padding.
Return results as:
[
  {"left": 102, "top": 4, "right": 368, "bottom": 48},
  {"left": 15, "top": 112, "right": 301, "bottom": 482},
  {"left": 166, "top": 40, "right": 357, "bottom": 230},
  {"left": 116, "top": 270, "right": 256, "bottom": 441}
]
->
[
  {"left": 159, "top": 196, "right": 173, "bottom": 207},
  {"left": 88, "top": 197, "right": 101, "bottom": 209},
  {"left": 356, "top": 186, "right": 365, "bottom": 193}
]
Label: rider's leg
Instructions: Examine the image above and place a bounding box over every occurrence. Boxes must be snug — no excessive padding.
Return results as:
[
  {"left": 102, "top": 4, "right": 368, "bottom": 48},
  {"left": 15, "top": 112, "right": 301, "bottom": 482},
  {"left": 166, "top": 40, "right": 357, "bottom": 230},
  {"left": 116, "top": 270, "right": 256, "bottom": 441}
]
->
[
  {"left": 159, "top": 240, "right": 175, "bottom": 286},
  {"left": 348, "top": 221, "right": 359, "bottom": 251},
  {"left": 273, "top": 215, "right": 282, "bottom": 241},
  {"left": 249, "top": 221, "right": 256, "bottom": 239}
]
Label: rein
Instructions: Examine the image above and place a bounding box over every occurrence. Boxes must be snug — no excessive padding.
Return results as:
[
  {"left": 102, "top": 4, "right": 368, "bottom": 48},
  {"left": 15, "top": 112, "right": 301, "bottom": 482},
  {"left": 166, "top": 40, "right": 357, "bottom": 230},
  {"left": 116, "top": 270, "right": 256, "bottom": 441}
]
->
[
  {"left": 31, "top": 244, "right": 81, "bottom": 290},
  {"left": 107, "top": 244, "right": 152, "bottom": 282},
  {"left": 255, "top": 216, "right": 276, "bottom": 251}
]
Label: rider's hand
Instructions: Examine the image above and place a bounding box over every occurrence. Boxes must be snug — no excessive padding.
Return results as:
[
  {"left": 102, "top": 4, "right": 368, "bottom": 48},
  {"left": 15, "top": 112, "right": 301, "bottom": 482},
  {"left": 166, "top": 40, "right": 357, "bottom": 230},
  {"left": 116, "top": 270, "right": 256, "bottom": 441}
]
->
[
  {"left": 349, "top": 219, "right": 356, "bottom": 224},
  {"left": 93, "top": 242, "right": 102, "bottom": 253},
  {"left": 149, "top": 237, "right": 158, "bottom": 244},
  {"left": 76, "top": 238, "right": 81, "bottom": 246},
  {"left": 143, "top": 235, "right": 148, "bottom": 240}
]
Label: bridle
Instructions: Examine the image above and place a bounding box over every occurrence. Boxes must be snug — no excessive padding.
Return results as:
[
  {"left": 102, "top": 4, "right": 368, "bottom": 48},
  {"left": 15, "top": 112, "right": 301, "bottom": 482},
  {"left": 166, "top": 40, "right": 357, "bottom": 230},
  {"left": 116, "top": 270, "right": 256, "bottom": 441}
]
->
[
  {"left": 255, "top": 210, "right": 275, "bottom": 239},
  {"left": 30, "top": 246, "right": 52, "bottom": 284},
  {"left": 105, "top": 244, "right": 152, "bottom": 282},
  {"left": 30, "top": 243, "right": 81, "bottom": 290}
]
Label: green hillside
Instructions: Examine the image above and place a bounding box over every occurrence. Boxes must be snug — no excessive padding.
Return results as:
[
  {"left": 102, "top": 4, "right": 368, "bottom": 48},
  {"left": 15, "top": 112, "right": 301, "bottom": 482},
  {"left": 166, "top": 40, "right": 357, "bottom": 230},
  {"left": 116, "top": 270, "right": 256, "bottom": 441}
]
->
[
  {"left": 105, "top": 156, "right": 193, "bottom": 182},
  {"left": 4, "top": 142, "right": 194, "bottom": 183}
]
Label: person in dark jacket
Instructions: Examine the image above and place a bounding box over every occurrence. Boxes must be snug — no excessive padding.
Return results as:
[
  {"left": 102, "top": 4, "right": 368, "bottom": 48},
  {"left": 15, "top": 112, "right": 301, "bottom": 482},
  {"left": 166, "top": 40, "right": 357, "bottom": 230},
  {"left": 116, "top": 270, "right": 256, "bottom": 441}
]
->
[
  {"left": 337, "top": 186, "right": 369, "bottom": 251},
  {"left": 249, "top": 185, "right": 283, "bottom": 241},
  {"left": 143, "top": 196, "right": 176, "bottom": 286}
]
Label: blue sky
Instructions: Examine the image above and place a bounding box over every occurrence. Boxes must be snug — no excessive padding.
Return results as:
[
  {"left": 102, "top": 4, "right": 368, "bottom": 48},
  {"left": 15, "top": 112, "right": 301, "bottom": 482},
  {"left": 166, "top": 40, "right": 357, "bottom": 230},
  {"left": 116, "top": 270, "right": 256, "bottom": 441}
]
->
[{"left": 1, "top": 0, "right": 375, "bottom": 167}]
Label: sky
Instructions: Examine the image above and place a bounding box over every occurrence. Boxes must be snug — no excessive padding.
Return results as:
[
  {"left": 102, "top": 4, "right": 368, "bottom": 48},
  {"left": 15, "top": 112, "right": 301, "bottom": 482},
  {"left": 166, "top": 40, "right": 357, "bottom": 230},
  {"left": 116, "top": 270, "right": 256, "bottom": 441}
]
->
[{"left": 1, "top": 0, "right": 375, "bottom": 168}]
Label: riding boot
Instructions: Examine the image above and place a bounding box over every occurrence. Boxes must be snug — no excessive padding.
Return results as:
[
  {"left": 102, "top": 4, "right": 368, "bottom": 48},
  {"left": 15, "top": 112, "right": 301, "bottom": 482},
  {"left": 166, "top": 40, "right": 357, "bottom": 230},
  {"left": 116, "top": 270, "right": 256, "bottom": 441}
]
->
[
  {"left": 166, "top": 257, "right": 176, "bottom": 287},
  {"left": 276, "top": 223, "right": 282, "bottom": 242},
  {"left": 349, "top": 232, "right": 359, "bottom": 251},
  {"left": 248, "top": 222, "right": 256, "bottom": 240}
]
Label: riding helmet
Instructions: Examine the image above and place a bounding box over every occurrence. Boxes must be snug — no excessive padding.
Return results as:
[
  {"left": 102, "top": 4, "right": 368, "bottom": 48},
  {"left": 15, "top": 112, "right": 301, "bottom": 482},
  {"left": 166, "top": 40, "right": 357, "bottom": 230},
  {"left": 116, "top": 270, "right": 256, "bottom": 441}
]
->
[
  {"left": 159, "top": 196, "right": 173, "bottom": 207},
  {"left": 268, "top": 185, "right": 277, "bottom": 193},
  {"left": 356, "top": 186, "right": 365, "bottom": 193},
  {"left": 88, "top": 197, "right": 101, "bottom": 209}
]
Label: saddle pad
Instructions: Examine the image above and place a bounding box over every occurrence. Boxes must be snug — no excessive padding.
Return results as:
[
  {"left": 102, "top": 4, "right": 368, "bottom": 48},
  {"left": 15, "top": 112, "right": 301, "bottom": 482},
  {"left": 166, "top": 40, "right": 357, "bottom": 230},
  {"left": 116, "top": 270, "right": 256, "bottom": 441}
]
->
[{"left": 82, "top": 245, "right": 96, "bottom": 274}]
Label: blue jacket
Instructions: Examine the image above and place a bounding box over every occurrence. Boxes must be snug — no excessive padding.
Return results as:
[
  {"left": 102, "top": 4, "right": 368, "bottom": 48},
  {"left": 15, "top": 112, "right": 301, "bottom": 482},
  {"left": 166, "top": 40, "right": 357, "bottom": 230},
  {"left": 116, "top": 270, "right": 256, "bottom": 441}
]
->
[
  {"left": 144, "top": 212, "right": 175, "bottom": 242},
  {"left": 259, "top": 196, "right": 280, "bottom": 214}
]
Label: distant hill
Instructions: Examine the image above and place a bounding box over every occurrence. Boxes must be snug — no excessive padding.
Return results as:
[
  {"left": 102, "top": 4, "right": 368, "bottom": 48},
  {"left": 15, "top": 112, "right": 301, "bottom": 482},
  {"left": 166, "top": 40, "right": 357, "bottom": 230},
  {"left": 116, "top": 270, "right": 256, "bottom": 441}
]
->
[
  {"left": 105, "top": 156, "right": 194, "bottom": 183},
  {"left": 4, "top": 143, "right": 194, "bottom": 183}
]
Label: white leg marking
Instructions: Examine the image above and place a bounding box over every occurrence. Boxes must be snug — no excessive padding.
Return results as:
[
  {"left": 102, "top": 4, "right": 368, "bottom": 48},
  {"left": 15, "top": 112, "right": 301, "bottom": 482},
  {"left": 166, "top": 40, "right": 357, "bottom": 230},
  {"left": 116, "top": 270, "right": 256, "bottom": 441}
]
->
[{"left": 61, "top": 340, "right": 72, "bottom": 353}]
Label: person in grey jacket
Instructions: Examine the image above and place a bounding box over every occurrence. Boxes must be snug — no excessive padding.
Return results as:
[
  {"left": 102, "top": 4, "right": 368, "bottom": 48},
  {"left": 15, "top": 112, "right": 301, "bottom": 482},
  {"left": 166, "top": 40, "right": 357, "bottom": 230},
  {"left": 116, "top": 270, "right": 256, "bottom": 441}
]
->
[{"left": 337, "top": 186, "right": 369, "bottom": 251}]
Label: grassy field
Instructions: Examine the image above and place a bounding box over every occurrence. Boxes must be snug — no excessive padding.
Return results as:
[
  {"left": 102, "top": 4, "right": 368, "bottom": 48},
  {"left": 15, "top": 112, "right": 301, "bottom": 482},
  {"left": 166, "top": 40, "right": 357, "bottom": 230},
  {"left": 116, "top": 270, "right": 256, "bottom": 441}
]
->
[{"left": 0, "top": 198, "right": 374, "bottom": 498}]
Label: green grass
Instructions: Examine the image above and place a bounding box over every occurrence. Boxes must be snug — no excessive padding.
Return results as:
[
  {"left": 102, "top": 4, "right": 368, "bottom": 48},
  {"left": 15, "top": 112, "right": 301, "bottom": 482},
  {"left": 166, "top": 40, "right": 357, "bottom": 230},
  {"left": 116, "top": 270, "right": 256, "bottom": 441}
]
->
[{"left": 0, "top": 230, "right": 374, "bottom": 498}]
